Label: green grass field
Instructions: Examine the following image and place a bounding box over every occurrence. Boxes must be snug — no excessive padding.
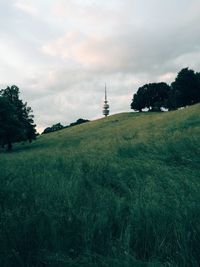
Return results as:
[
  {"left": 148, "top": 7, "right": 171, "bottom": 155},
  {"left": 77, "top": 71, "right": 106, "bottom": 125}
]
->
[{"left": 0, "top": 104, "right": 200, "bottom": 267}]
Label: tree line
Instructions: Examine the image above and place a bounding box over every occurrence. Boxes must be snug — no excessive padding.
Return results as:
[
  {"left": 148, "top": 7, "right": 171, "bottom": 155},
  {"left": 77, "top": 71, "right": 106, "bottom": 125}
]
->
[
  {"left": 42, "top": 118, "right": 90, "bottom": 134},
  {"left": 131, "top": 68, "right": 200, "bottom": 112},
  {"left": 0, "top": 85, "right": 37, "bottom": 150}
]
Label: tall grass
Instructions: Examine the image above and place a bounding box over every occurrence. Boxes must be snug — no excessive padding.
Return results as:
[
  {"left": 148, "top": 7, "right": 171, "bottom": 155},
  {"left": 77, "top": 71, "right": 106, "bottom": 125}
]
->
[{"left": 0, "top": 104, "right": 200, "bottom": 267}]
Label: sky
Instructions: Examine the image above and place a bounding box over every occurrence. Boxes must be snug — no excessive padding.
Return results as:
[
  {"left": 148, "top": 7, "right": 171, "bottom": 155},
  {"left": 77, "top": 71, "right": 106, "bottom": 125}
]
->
[{"left": 0, "top": 0, "right": 200, "bottom": 132}]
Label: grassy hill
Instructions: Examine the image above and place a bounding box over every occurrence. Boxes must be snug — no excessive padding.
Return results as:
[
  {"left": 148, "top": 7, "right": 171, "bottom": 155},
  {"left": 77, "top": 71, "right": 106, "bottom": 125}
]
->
[{"left": 0, "top": 104, "right": 200, "bottom": 267}]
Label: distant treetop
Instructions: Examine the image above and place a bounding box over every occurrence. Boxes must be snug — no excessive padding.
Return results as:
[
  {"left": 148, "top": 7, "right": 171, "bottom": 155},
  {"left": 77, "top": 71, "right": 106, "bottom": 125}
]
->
[{"left": 42, "top": 118, "right": 90, "bottom": 135}]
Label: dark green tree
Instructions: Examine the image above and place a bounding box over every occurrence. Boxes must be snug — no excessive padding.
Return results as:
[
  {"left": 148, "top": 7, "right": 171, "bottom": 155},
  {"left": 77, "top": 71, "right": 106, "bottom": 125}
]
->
[
  {"left": 131, "top": 83, "right": 170, "bottom": 112},
  {"left": 0, "top": 97, "right": 22, "bottom": 150},
  {"left": 69, "top": 118, "right": 90, "bottom": 127},
  {"left": 0, "top": 85, "right": 37, "bottom": 150},
  {"left": 42, "top": 127, "right": 52, "bottom": 134},
  {"left": 164, "top": 87, "right": 179, "bottom": 111},
  {"left": 131, "top": 86, "right": 147, "bottom": 112},
  {"left": 171, "top": 68, "right": 200, "bottom": 108},
  {"left": 42, "top": 123, "right": 64, "bottom": 134},
  {"left": 51, "top": 123, "right": 64, "bottom": 132},
  {"left": 148, "top": 83, "right": 170, "bottom": 111},
  {"left": 195, "top": 71, "right": 200, "bottom": 103}
]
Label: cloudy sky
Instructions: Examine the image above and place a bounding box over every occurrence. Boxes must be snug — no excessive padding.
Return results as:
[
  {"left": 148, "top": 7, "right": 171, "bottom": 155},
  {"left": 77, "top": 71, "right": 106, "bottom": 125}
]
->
[{"left": 0, "top": 0, "right": 200, "bottom": 132}]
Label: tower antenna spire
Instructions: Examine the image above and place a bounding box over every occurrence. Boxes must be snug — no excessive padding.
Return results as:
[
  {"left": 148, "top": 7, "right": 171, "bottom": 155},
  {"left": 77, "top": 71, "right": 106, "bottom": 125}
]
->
[{"left": 105, "top": 83, "right": 107, "bottom": 101}]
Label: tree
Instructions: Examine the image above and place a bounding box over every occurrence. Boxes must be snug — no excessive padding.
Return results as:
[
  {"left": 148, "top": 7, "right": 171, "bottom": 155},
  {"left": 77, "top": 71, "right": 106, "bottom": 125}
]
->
[
  {"left": 42, "top": 127, "right": 52, "bottom": 134},
  {"left": 164, "top": 87, "right": 179, "bottom": 111},
  {"left": 195, "top": 71, "right": 200, "bottom": 103},
  {"left": 0, "top": 97, "right": 22, "bottom": 150},
  {"left": 0, "top": 85, "right": 37, "bottom": 150},
  {"left": 42, "top": 123, "right": 64, "bottom": 134},
  {"left": 171, "top": 68, "right": 200, "bottom": 108},
  {"left": 131, "top": 83, "right": 170, "bottom": 112},
  {"left": 51, "top": 123, "right": 64, "bottom": 132},
  {"left": 131, "top": 86, "right": 147, "bottom": 112},
  {"left": 69, "top": 118, "right": 90, "bottom": 127},
  {"left": 148, "top": 83, "right": 170, "bottom": 111}
]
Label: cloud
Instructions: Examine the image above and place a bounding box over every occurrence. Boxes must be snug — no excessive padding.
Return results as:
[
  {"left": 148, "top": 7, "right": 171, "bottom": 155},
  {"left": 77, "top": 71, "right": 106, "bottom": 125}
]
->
[
  {"left": 41, "top": 21, "right": 200, "bottom": 76},
  {"left": 13, "top": 1, "right": 39, "bottom": 16},
  {"left": 0, "top": 0, "right": 200, "bottom": 132}
]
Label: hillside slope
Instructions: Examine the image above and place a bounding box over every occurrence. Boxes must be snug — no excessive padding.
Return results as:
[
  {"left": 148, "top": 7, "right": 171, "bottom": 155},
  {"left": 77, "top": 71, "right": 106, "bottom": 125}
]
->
[{"left": 0, "top": 104, "right": 200, "bottom": 267}]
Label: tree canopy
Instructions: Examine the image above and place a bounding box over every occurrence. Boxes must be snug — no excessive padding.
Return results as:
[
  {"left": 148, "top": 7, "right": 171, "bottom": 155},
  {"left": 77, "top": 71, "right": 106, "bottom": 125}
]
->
[
  {"left": 0, "top": 85, "right": 37, "bottom": 150},
  {"left": 42, "top": 123, "right": 64, "bottom": 134},
  {"left": 131, "top": 82, "right": 170, "bottom": 112},
  {"left": 171, "top": 68, "right": 200, "bottom": 108}
]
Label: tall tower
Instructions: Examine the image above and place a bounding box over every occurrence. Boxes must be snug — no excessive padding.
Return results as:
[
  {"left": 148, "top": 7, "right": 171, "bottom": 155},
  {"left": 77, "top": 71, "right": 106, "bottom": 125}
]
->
[{"left": 103, "top": 84, "right": 109, "bottom": 117}]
